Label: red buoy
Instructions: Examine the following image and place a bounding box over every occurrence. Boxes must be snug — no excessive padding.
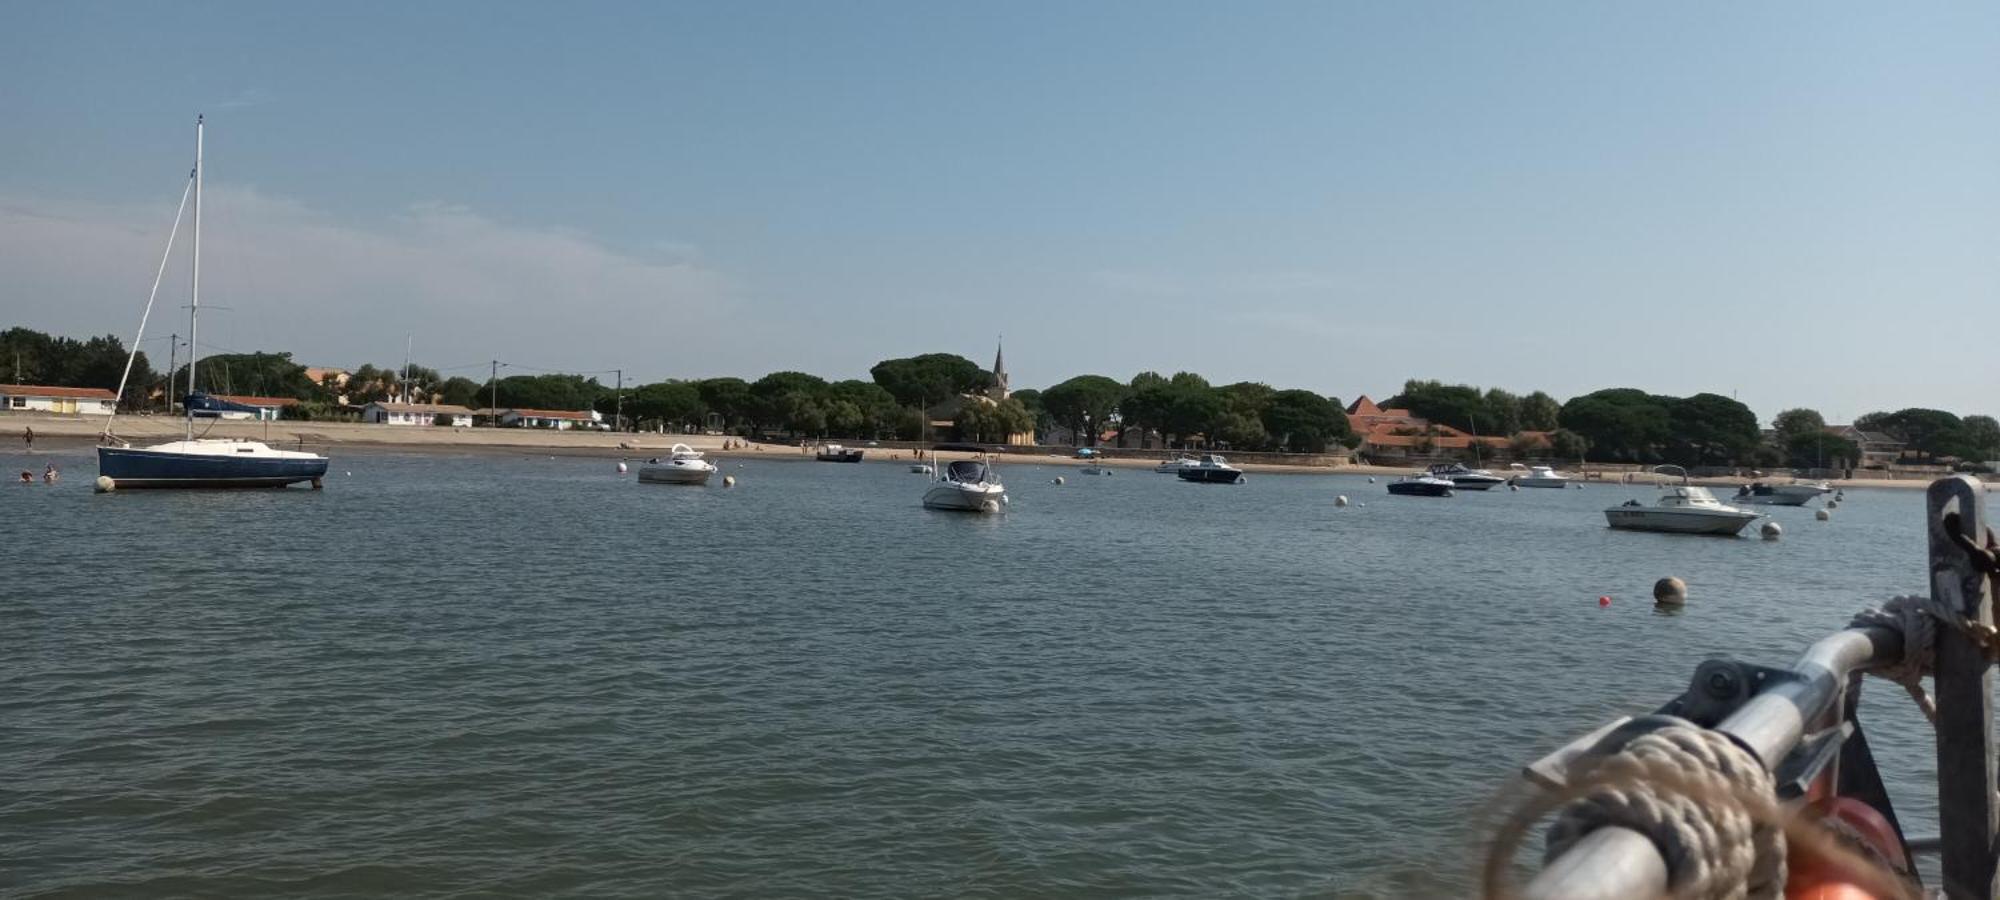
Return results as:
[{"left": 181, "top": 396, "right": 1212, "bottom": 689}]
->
[{"left": 1599, "top": 596, "right": 1611, "bottom": 607}]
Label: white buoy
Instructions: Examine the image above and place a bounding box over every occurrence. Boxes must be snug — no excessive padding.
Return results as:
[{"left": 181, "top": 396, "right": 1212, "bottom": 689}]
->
[
  {"left": 1053, "top": 476, "right": 1065, "bottom": 485},
  {"left": 1761, "top": 521, "right": 1782, "bottom": 540},
  {"left": 616, "top": 461, "right": 628, "bottom": 474},
  {"left": 1509, "top": 483, "right": 1519, "bottom": 491},
  {"left": 723, "top": 475, "right": 737, "bottom": 487},
  {"left": 345, "top": 471, "right": 352, "bottom": 477},
  {"left": 1367, "top": 476, "right": 1376, "bottom": 484},
  {"left": 1335, "top": 495, "right": 1350, "bottom": 507},
  {"left": 1816, "top": 509, "right": 1831, "bottom": 521},
  {"left": 1825, "top": 499, "right": 1837, "bottom": 510},
  {"left": 1357, "top": 502, "right": 1366, "bottom": 508},
  {"left": 94, "top": 475, "right": 115, "bottom": 493}
]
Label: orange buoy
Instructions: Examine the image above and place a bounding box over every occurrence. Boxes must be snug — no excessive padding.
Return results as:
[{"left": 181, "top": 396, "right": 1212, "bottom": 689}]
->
[
  {"left": 1784, "top": 797, "right": 1905, "bottom": 900},
  {"left": 1598, "top": 596, "right": 1611, "bottom": 607}
]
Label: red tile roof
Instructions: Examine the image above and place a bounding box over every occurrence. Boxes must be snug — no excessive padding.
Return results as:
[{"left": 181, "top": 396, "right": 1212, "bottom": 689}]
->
[{"left": 0, "top": 383, "right": 117, "bottom": 400}]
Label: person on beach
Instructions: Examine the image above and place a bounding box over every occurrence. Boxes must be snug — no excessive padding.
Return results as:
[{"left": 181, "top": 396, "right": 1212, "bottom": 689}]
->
[{"left": 22, "top": 427, "right": 32, "bottom": 451}]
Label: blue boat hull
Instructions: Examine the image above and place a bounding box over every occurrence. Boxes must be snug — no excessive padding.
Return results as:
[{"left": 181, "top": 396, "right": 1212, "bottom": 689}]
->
[{"left": 96, "top": 446, "right": 328, "bottom": 489}]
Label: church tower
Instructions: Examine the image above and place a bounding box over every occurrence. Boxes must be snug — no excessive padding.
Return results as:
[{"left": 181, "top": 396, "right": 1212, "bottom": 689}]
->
[{"left": 988, "top": 338, "right": 1009, "bottom": 400}]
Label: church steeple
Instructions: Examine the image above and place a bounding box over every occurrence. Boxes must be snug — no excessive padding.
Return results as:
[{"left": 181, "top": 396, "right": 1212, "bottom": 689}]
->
[{"left": 989, "top": 337, "right": 1009, "bottom": 400}]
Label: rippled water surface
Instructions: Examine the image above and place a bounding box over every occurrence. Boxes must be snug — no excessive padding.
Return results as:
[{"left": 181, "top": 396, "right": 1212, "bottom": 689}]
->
[{"left": 0, "top": 448, "right": 1952, "bottom": 896}]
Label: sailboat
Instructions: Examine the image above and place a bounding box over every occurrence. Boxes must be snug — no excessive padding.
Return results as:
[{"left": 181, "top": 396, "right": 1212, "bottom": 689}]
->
[{"left": 96, "top": 116, "right": 330, "bottom": 489}]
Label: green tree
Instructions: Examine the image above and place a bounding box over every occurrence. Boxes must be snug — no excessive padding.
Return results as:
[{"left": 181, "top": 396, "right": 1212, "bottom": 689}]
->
[
  {"left": 1481, "top": 388, "right": 1523, "bottom": 436},
  {"left": 1771, "top": 408, "right": 1827, "bottom": 444},
  {"left": 1550, "top": 428, "right": 1591, "bottom": 461},
  {"left": 1857, "top": 408, "right": 1971, "bottom": 459},
  {"left": 482, "top": 373, "right": 605, "bottom": 412},
  {"left": 437, "top": 376, "right": 481, "bottom": 408},
  {"left": 751, "top": 371, "right": 831, "bottom": 436},
  {"left": 1664, "top": 393, "right": 1761, "bottom": 466},
  {"left": 1262, "top": 390, "right": 1347, "bottom": 453},
  {"left": 954, "top": 398, "right": 1035, "bottom": 443},
  {"left": 695, "top": 377, "right": 755, "bottom": 430},
  {"left": 1558, "top": 389, "right": 1672, "bottom": 462},
  {"left": 1391, "top": 379, "right": 1490, "bottom": 435},
  {"left": 829, "top": 380, "right": 900, "bottom": 437},
  {"left": 178, "top": 351, "right": 318, "bottom": 400},
  {"left": 1010, "top": 388, "right": 1051, "bottom": 435},
  {"left": 868, "top": 353, "right": 995, "bottom": 408},
  {"left": 1963, "top": 415, "right": 2000, "bottom": 461},
  {"left": 1213, "top": 411, "right": 1270, "bottom": 449},
  {"left": 1519, "top": 391, "right": 1561, "bottom": 432},
  {"left": 1041, "top": 375, "right": 1125, "bottom": 445},
  {"left": 626, "top": 381, "right": 706, "bottom": 430},
  {"left": 1785, "top": 432, "right": 1859, "bottom": 470}
]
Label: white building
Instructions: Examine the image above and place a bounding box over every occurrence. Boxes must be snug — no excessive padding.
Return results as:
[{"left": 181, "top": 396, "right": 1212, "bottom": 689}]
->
[
  {"left": 362, "top": 402, "right": 476, "bottom": 427},
  {"left": 0, "top": 384, "right": 118, "bottom": 415},
  {"left": 496, "top": 408, "right": 599, "bottom": 430}
]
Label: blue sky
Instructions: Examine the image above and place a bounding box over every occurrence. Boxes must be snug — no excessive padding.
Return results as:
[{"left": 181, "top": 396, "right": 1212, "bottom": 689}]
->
[{"left": 3, "top": 2, "right": 1995, "bottom": 421}]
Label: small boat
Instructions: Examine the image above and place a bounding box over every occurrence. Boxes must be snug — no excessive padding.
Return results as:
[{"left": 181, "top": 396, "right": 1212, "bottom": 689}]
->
[
  {"left": 1175, "top": 454, "right": 1245, "bottom": 484},
  {"left": 1605, "top": 466, "right": 1764, "bottom": 536},
  {"left": 95, "top": 117, "right": 329, "bottom": 490},
  {"left": 923, "top": 459, "right": 1008, "bottom": 512},
  {"left": 1427, "top": 462, "right": 1504, "bottom": 490},
  {"left": 1732, "top": 479, "right": 1833, "bottom": 507},
  {"left": 910, "top": 463, "right": 933, "bottom": 474},
  {"left": 1509, "top": 463, "right": 1573, "bottom": 488},
  {"left": 1080, "top": 460, "right": 1113, "bottom": 475},
  {"left": 1387, "top": 473, "right": 1456, "bottom": 497},
  {"left": 1154, "top": 455, "right": 1200, "bottom": 474},
  {"left": 815, "top": 443, "right": 865, "bottom": 463},
  {"left": 637, "top": 443, "right": 716, "bottom": 485}
]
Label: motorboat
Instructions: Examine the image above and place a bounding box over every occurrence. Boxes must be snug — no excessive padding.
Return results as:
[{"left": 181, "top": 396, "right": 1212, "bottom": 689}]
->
[
  {"left": 1605, "top": 466, "right": 1765, "bottom": 536},
  {"left": 1154, "top": 455, "right": 1200, "bottom": 474},
  {"left": 1732, "top": 479, "right": 1833, "bottom": 507},
  {"left": 1509, "top": 463, "right": 1573, "bottom": 488},
  {"left": 637, "top": 443, "right": 716, "bottom": 485},
  {"left": 815, "top": 443, "right": 865, "bottom": 463},
  {"left": 1387, "top": 474, "right": 1456, "bottom": 497},
  {"left": 910, "top": 463, "right": 933, "bottom": 474},
  {"left": 1080, "top": 459, "right": 1114, "bottom": 476},
  {"left": 95, "top": 117, "right": 330, "bottom": 490},
  {"left": 923, "top": 459, "right": 1008, "bottom": 513},
  {"left": 1426, "top": 463, "right": 1504, "bottom": 490},
  {"left": 1175, "top": 454, "right": 1245, "bottom": 484}
]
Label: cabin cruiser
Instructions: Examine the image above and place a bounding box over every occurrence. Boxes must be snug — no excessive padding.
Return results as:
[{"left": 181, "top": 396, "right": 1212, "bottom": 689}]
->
[
  {"left": 1732, "top": 479, "right": 1834, "bottom": 507},
  {"left": 1387, "top": 473, "right": 1456, "bottom": 497},
  {"left": 923, "top": 459, "right": 1008, "bottom": 513},
  {"left": 1154, "top": 455, "right": 1200, "bottom": 474},
  {"left": 815, "top": 443, "right": 864, "bottom": 463},
  {"left": 1605, "top": 466, "right": 1764, "bottom": 536},
  {"left": 1175, "top": 454, "right": 1245, "bottom": 484},
  {"left": 1426, "top": 463, "right": 1505, "bottom": 490},
  {"left": 637, "top": 443, "right": 716, "bottom": 485},
  {"left": 1509, "top": 463, "right": 1573, "bottom": 488}
]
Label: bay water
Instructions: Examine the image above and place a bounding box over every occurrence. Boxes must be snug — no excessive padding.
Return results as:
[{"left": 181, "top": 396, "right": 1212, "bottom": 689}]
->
[{"left": 0, "top": 449, "right": 1946, "bottom": 896}]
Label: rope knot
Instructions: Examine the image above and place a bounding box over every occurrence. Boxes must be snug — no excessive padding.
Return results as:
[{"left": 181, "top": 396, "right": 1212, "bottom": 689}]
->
[{"left": 1546, "top": 725, "right": 1784, "bottom": 899}]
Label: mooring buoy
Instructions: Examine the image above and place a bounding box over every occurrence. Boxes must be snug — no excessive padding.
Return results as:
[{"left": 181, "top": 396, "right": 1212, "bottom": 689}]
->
[
  {"left": 1335, "top": 495, "right": 1349, "bottom": 507},
  {"left": 94, "top": 475, "right": 115, "bottom": 493},
  {"left": 1654, "top": 577, "right": 1688, "bottom": 606},
  {"left": 1816, "top": 509, "right": 1832, "bottom": 521},
  {"left": 1761, "top": 521, "right": 1782, "bottom": 540}
]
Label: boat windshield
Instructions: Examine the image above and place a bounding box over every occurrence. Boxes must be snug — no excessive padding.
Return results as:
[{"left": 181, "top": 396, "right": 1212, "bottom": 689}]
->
[{"left": 947, "top": 460, "right": 989, "bottom": 482}]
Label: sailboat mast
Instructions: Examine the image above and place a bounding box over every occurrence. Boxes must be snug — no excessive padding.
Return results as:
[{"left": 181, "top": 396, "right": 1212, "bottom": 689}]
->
[{"left": 186, "top": 114, "right": 203, "bottom": 438}]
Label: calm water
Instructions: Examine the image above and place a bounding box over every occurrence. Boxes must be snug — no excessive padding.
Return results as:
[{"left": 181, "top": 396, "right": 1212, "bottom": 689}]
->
[{"left": 0, "top": 448, "right": 1948, "bottom": 896}]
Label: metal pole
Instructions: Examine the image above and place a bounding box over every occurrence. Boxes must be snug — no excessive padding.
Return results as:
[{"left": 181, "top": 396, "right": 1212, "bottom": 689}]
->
[
  {"left": 165, "top": 333, "right": 178, "bottom": 412},
  {"left": 1930, "top": 475, "right": 1998, "bottom": 898},
  {"left": 186, "top": 115, "right": 202, "bottom": 440},
  {"left": 614, "top": 368, "right": 622, "bottom": 433},
  {"left": 490, "top": 360, "right": 499, "bottom": 426}
]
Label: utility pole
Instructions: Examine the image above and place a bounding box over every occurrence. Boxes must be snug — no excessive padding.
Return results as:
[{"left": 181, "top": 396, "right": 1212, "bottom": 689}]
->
[
  {"left": 490, "top": 360, "right": 499, "bottom": 427},
  {"left": 614, "top": 368, "right": 623, "bottom": 433}
]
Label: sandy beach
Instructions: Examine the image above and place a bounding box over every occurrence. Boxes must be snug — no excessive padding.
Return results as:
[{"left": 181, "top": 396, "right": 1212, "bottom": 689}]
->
[{"left": 5, "top": 412, "right": 1978, "bottom": 491}]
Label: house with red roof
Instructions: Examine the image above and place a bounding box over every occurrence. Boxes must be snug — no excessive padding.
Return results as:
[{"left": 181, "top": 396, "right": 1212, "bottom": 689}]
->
[{"left": 0, "top": 383, "right": 119, "bottom": 416}]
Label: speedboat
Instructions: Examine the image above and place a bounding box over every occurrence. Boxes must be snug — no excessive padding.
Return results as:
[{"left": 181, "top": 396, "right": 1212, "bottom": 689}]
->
[
  {"left": 1176, "top": 454, "right": 1244, "bottom": 484},
  {"left": 1732, "top": 479, "right": 1833, "bottom": 507},
  {"left": 1509, "top": 463, "right": 1572, "bottom": 488},
  {"left": 1387, "top": 474, "right": 1456, "bottom": 497},
  {"left": 1154, "top": 456, "right": 1200, "bottom": 474},
  {"left": 637, "top": 443, "right": 716, "bottom": 485},
  {"left": 1427, "top": 463, "right": 1504, "bottom": 490},
  {"left": 1605, "top": 466, "right": 1764, "bottom": 536},
  {"left": 815, "top": 444, "right": 864, "bottom": 463},
  {"left": 923, "top": 459, "right": 1007, "bottom": 513},
  {"left": 910, "top": 463, "right": 934, "bottom": 474}
]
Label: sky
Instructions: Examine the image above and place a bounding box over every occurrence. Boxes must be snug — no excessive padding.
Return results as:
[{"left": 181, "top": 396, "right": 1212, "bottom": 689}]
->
[{"left": 2, "top": 2, "right": 1996, "bottom": 421}]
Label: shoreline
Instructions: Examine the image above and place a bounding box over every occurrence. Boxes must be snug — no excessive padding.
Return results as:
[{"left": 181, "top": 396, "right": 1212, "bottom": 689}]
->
[{"left": 3, "top": 412, "right": 1974, "bottom": 491}]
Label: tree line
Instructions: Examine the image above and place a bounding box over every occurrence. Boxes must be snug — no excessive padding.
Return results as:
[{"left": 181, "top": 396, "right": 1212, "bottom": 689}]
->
[{"left": 9, "top": 325, "right": 1998, "bottom": 464}]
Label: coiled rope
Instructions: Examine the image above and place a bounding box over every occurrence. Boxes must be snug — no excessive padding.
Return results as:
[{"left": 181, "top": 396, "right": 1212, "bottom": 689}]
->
[
  {"left": 1849, "top": 594, "right": 1938, "bottom": 724},
  {"left": 1543, "top": 725, "right": 1784, "bottom": 899}
]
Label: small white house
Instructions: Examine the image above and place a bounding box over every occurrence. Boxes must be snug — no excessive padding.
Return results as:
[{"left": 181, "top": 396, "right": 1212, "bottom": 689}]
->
[
  {"left": 498, "top": 408, "right": 599, "bottom": 430},
  {"left": 0, "top": 384, "right": 118, "bottom": 416},
  {"left": 362, "top": 402, "right": 476, "bottom": 427}
]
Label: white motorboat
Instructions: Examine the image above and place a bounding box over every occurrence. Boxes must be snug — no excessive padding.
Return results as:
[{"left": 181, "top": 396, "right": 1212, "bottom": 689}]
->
[
  {"left": 1509, "top": 463, "right": 1573, "bottom": 488},
  {"left": 923, "top": 459, "right": 1008, "bottom": 513},
  {"left": 1427, "top": 463, "right": 1504, "bottom": 490},
  {"left": 1176, "top": 454, "right": 1245, "bottom": 484},
  {"left": 637, "top": 444, "right": 716, "bottom": 485},
  {"left": 910, "top": 463, "right": 934, "bottom": 474},
  {"left": 1154, "top": 455, "right": 1200, "bottom": 474},
  {"left": 1605, "top": 466, "right": 1764, "bottom": 536},
  {"left": 1731, "top": 479, "right": 1833, "bottom": 507}
]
